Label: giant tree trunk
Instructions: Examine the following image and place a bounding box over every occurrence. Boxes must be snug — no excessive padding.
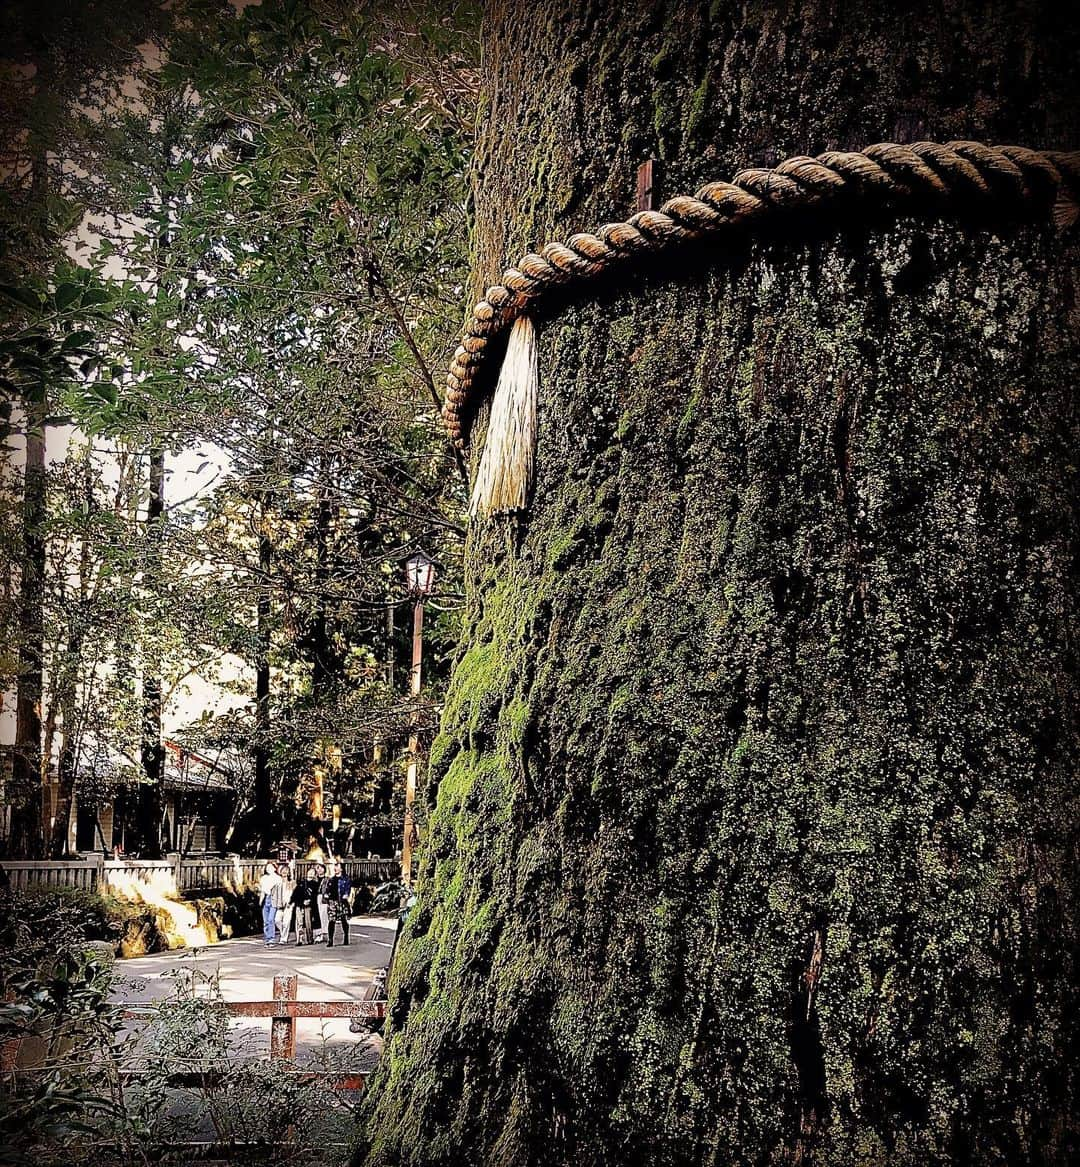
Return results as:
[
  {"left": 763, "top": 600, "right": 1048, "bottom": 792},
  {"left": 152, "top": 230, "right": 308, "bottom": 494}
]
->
[
  {"left": 47, "top": 461, "right": 92, "bottom": 858},
  {"left": 360, "top": 3, "right": 1080, "bottom": 1165}
]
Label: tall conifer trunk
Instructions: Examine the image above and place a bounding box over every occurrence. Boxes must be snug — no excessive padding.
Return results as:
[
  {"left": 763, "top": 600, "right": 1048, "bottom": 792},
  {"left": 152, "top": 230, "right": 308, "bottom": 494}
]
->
[
  {"left": 253, "top": 503, "right": 273, "bottom": 850},
  {"left": 8, "top": 124, "right": 52, "bottom": 859},
  {"left": 47, "top": 456, "right": 95, "bottom": 857},
  {"left": 137, "top": 132, "right": 177, "bottom": 858},
  {"left": 136, "top": 447, "right": 166, "bottom": 856},
  {"left": 9, "top": 401, "right": 45, "bottom": 858},
  {"left": 361, "top": 3, "right": 1080, "bottom": 1164}
]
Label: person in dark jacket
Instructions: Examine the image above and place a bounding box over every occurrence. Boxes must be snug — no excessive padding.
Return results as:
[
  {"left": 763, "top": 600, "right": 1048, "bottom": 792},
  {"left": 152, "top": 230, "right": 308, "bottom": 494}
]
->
[
  {"left": 320, "top": 861, "right": 353, "bottom": 947},
  {"left": 310, "top": 862, "right": 327, "bottom": 942},
  {"left": 290, "top": 874, "right": 315, "bottom": 945}
]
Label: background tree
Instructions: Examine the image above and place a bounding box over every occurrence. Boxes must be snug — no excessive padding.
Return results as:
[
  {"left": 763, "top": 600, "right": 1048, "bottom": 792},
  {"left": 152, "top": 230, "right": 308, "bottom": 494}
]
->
[
  {"left": 141, "top": 0, "right": 476, "bottom": 852},
  {"left": 0, "top": 0, "right": 169, "bottom": 857},
  {"left": 359, "top": 2, "right": 1080, "bottom": 1165},
  {"left": 3, "top": 0, "right": 477, "bottom": 858},
  {"left": 38, "top": 438, "right": 150, "bottom": 856}
]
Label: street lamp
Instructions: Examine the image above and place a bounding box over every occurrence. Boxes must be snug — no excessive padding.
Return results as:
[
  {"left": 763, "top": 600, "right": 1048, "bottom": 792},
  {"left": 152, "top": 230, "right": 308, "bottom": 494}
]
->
[
  {"left": 405, "top": 550, "right": 437, "bottom": 597},
  {"left": 402, "top": 549, "right": 436, "bottom": 886}
]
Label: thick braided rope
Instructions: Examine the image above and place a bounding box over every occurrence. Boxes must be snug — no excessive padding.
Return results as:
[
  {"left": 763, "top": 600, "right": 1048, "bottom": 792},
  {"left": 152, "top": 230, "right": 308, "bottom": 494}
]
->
[{"left": 444, "top": 140, "right": 1080, "bottom": 448}]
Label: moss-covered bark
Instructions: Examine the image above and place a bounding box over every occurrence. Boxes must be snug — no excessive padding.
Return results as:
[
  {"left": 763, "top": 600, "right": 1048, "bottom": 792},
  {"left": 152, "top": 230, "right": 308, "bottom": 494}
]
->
[{"left": 360, "top": 3, "right": 1080, "bottom": 1164}]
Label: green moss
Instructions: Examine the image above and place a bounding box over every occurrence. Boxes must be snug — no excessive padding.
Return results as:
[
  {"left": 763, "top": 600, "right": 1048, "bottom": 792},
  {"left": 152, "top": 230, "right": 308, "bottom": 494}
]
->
[
  {"left": 360, "top": 5, "right": 1080, "bottom": 1163},
  {"left": 362, "top": 222, "right": 1080, "bottom": 1167},
  {"left": 427, "top": 731, "right": 455, "bottom": 784},
  {"left": 441, "top": 640, "right": 501, "bottom": 742},
  {"left": 682, "top": 71, "right": 710, "bottom": 143},
  {"left": 504, "top": 696, "right": 530, "bottom": 746}
]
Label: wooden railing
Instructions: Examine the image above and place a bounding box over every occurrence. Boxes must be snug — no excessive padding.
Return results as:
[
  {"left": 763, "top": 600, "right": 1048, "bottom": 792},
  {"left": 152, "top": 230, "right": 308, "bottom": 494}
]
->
[
  {"left": 0, "top": 855, "right": 400, "bottom": 897},
  {"left": 177, "top": 856, "right": 267, "bottom": 893},
  {"left": 0, "top": 858, "right": 101, "bottom": 893},
  {"left": 295, "top": 858, "right": 400, "bottom": 885}
]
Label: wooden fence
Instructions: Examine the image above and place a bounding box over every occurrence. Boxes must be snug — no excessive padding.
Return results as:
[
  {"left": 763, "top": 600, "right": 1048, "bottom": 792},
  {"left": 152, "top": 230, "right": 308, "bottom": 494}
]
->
[
  {"left": 0, "top": 857, "right": 101, "bottom": 893},
  {"left": 0, "top": 854, "right": 400, "bottom": 897},
  {"left": 295, "top": 858, "right": 398, "bottom": 885},
  {"left": 176, "top": 856, "right": 268, "bottom": 893}
]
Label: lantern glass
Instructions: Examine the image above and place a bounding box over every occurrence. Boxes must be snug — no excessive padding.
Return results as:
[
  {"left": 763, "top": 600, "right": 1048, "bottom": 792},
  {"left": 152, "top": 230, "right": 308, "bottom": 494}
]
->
[{"left": 405, "top": 550, "right": 436, "bottom": 595}]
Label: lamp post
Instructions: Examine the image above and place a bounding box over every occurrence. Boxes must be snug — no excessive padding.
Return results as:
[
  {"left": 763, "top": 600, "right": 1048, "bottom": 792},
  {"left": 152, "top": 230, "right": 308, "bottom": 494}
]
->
[{"left": 402, "top": 550, "right": 436, "bottom": 886}]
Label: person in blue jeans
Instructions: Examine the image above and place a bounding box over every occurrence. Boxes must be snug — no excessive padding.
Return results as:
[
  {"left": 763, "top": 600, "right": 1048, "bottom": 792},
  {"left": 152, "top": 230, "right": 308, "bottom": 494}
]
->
[{"left": 258, "top": 862, "right": 282, "bottom": 946}]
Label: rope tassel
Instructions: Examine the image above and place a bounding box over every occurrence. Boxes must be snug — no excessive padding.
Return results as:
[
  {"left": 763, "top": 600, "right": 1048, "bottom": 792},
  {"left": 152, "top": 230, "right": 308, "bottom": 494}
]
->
[{"left": 469, "top": 315, "right": 538, "bottom": 519}]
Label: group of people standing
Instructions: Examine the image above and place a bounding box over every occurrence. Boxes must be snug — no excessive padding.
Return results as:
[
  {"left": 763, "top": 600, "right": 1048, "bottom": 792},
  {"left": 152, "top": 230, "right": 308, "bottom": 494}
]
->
[{"left": 258, "top": 860, "right": 353, "bottom": 947}]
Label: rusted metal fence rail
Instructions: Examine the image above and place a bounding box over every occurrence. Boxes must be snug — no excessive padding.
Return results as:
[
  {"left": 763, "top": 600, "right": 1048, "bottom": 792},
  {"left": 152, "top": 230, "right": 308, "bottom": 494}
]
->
[{"left": 5, "top": 971, "right": 390, "bottom": 1165}]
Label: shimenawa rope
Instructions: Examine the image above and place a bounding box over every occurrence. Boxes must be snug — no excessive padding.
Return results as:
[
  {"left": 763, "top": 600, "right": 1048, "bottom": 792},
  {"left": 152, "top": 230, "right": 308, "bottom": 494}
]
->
[{"left": 453, "top": 140, "right": 1080, "bottom": 515}]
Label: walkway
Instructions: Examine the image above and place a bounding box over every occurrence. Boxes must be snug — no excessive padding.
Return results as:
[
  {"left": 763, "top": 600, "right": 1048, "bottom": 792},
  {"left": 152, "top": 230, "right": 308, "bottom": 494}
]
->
[{"left": 112, "top": 913, "right": 397, "bottom": 1068}]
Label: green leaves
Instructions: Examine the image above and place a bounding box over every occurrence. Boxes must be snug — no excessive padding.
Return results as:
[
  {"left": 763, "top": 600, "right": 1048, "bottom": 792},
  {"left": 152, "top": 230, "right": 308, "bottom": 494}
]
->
[
  {"left": 1, "top": 275, "right": 115, "bottom": 320},
  {"left": 53, "top": 283, "right": 83, "bottom": 311},
  {"left": 59, "top": 329, "right": 94, "bottom": 352},
  {"left": 0, "top": 283, "right": 46, "bottom": 311},
  {"left": 2, "top": 0, "right": 476, "bottom": 863},
  {"left": 0, "top": 266, "right": 127, "bottom": 441},
  {"left": 79, "top": 287, "right": 112, "bottom": 308}
]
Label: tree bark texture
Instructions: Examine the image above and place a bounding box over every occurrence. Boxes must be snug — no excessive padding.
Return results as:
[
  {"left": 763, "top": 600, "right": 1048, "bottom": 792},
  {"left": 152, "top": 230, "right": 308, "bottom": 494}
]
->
[
  {"left": 49, "top": 463, "right": 91, "bottom": 859},
  {"left": 360, "top": 3, "right": 1080, "bottom": 1165}
]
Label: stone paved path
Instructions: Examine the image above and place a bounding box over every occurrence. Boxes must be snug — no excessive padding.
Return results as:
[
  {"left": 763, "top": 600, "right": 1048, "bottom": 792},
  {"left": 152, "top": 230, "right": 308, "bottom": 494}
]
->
[{"left": 111, "top": 913, "right": 397, "bottom": 1068}]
